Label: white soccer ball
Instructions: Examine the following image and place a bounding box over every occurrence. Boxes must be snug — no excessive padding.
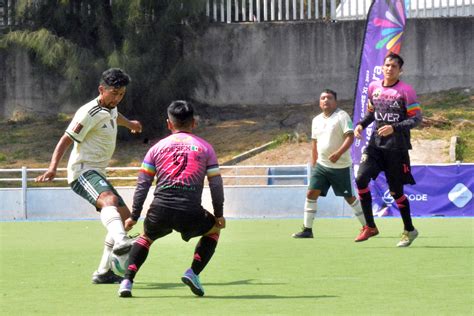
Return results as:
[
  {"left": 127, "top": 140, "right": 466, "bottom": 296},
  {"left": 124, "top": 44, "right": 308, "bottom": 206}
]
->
[{"left": 110, "top": 252, "right": 130, "bottom": 276}]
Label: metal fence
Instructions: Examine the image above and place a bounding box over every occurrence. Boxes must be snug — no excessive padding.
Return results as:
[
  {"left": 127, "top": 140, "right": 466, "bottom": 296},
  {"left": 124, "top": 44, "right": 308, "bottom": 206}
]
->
[
  {"left": 205, "top": 0, "right": 473, "bottom": 22},
  {"left": 1, "top": 0, "right": 472, "bottom": 30},
  {"left": 0, "top": 165, "right": 310, "bottom": 189}
]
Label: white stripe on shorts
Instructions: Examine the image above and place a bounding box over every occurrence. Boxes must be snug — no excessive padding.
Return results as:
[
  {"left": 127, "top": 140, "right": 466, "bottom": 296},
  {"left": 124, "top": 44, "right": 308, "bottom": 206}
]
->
[{"left": 78, "top": 174, "right": 99, "bottom": 200}]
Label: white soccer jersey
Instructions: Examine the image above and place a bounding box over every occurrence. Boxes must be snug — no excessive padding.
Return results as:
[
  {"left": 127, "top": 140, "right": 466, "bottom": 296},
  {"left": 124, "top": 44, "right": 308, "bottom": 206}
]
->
[
  {"left": 311, "top": 108, "right": 354, "bottom": 168},
  {"left": 65, "top": 98, "right": 118, "bottom": 183}
]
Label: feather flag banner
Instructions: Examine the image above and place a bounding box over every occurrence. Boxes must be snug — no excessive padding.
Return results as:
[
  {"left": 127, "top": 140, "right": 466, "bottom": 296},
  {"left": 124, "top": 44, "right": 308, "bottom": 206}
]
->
[{"left": 351, "top": 0, "right": 409, "bottom": 166}]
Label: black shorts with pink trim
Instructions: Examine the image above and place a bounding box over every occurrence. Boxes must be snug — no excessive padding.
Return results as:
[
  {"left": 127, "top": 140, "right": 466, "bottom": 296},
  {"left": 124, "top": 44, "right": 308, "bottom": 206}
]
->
[
  {"left": 143, "top": 204, "right": 216, "bottom": 242},
  {"left": 357, "top": 145, "right": 416, "bottom": 190}
]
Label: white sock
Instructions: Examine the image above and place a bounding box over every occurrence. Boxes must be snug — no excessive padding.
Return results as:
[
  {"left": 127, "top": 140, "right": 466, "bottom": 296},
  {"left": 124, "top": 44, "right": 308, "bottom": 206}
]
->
[
  {"left": 350, "top": 199, "right": 366, "bottom": 226},
  {"left": 100, "top": 206, "right": 126, "bottom": 244},
  {"left": 97, "top": 232, "right": 114, "bottom": 274},
  {"left": 303, "top": 198, "right": 317, "bottom": 228}
]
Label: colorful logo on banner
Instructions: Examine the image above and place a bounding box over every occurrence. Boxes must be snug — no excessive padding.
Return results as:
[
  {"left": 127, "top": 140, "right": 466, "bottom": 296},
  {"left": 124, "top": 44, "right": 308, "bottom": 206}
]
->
[{"left": 351, "top": 0, "right": 409, "bottom": 167}]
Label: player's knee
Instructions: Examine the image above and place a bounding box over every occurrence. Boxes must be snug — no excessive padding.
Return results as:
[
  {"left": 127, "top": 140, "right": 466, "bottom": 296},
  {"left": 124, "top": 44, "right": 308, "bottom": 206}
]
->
[
  {"left": 355, "top": 174, "right": 370, "bottom": 189},
  {"left": 97, "top": 191, "right": 119, "bottom": 207},
  {"left": 390, "top": 191, "right": 404, "bottom": 200},
  {"left": 204, "top": 232, "right": 220, "bottom": 242},
  {"left": 345, "top": 196, "right": 357, "bottom": 205},
  {"left": 306, "top": 190, "right": 320, "bottom": 200}
]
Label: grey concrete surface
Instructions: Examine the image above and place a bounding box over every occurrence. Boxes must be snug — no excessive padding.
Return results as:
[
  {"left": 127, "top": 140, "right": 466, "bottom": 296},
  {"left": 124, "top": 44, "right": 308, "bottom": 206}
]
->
[{"left": 186, "top": 17, "right": 473, "bottom": 106}]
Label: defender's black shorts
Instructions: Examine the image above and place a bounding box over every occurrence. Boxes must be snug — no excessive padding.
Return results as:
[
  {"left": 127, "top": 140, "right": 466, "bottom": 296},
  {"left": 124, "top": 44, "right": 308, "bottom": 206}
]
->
[
  {"left": 358, "top": 146, "right": 416, "bottom": 189},
  {"left": 144, "top": 204, "right": 216, "bottom": 242}
]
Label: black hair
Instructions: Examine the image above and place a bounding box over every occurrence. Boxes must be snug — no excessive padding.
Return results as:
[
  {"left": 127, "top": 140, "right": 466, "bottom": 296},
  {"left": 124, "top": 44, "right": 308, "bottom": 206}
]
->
[
  {"left": 322, "top": 89, "right": 337, "bottom": 100},
  {"left": 384, "top": 52, "right": 404, "bottom": 68},
  {"left": 167, "top": 100, "right": 194, "bottom": 128},
  {"left": 100, "top": 68, "right": 131, "bottom": 88}
]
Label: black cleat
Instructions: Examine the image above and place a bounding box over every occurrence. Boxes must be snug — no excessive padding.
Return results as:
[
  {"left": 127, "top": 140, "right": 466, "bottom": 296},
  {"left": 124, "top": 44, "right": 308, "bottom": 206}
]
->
[
  {"left": 292, "top": 227, "right": 313, "bottom": 238},
  {"left": 92, "top": 270, "right": 123, "bottom": 284}
]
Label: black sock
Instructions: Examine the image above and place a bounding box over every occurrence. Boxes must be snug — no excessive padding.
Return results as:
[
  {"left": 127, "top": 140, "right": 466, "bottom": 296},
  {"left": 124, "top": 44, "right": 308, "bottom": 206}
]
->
[
  {"left": 124, "top": 236, "right": 151, "bottom": 282},
  {"left": 358, "top": 187, "right": 376, "bottom": 228},
  {"left": 191, "top": 234, "right": 219, "bottom": 275},
  {"left": 395, "top": 194, "right": 414, "bottom": 231}
]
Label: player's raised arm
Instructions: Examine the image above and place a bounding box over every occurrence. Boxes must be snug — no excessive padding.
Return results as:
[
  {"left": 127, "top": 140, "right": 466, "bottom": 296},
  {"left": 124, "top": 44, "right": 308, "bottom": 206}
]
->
[{"left": 35, "top": 134, "right": 73, "bottom": 182}]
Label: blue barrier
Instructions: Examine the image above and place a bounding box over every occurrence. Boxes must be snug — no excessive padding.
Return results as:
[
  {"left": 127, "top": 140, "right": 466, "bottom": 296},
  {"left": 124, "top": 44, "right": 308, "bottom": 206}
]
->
[{"left": 267, "top": 166, "right": 308, "bottom": 185}]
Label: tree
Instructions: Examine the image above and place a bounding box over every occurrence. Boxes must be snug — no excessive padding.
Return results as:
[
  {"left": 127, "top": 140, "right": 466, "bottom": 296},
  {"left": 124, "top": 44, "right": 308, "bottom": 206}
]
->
[{"left": 1, "top": 0, "right": 214, "bottom": 138}]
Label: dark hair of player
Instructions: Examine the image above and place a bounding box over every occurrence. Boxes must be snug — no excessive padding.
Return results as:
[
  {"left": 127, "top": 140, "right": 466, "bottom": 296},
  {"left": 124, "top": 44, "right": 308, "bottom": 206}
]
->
[
  {"left": 322, "top": 89, "right": 337, "bottom": 100},
  {"left": 168, "top": 100, "right": 194, "bottom": 128},
  {"left": 100, "top": 68, "right": 131, "bottom": 88},
  {"left": 384, "top": 52, "right": 404, "bottom": 68}
]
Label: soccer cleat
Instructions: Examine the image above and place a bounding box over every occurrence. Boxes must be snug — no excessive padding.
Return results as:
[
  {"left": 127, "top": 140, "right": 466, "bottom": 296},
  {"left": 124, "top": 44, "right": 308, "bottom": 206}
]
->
[
  {"left": 118, "top": 279, "right": 133, "bottom": 297},
  {"left": 92, "top": 269, "right": 123, "bottom": 284},
  {"left": 397, "top": 229, "right": 419, "bottom": 247},
  {"left": 354, "top": 225, "right": 379, "bottom": 242},
  {"left": 181, "top": 268, "right": 205, "bottom": 296},
  {"left": 292, "top": 227, "right": 313, "bottom": 238},
  {"left": 112, "top": 236, "right": 135, "bottom": 256}
]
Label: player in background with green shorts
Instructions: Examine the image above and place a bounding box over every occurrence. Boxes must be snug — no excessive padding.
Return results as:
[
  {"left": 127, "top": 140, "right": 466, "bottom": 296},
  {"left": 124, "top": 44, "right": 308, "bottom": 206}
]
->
[
  {"left": 36, "top": 68, "right": 142, "bottom": 284},
  {"left": 293, "top": 89, "right": 366, "bottom": 238}
]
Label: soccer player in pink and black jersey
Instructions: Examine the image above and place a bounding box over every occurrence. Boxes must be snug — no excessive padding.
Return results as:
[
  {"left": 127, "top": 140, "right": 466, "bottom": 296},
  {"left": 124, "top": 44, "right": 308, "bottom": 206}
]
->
[
  {"left": 354, "top": 52, "right": 422, "bottom": 247},
  {"left": 118, "top": 100, "right": 225, "bottom": 297}
]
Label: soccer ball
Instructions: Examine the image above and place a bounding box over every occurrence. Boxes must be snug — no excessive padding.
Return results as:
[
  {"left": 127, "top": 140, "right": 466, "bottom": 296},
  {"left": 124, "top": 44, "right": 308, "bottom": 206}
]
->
[{"left": 111, "top": 252, "right": 130, "bottom": 276}]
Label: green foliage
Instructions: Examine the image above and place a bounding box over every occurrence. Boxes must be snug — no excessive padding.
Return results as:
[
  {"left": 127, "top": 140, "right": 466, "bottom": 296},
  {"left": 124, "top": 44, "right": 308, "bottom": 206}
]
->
[
  {"left": 2, "top": 0, "right": 213, "bottom": 138},
  {"left": 57, "top": 112, "right": 71, "bottom": 122},
  {"left": 2, "top": 28, "right": 102, "bottom": 96}
]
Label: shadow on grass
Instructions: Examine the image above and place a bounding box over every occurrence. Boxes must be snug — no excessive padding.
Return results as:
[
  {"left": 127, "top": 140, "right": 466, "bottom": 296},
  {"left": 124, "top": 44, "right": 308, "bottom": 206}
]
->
[
  {"left": 366, "top": 245, "right": 474, "bottom": 249},
  {"left": 140, "top": 279, "right": 285, "bottom": 290},
  {"left": 188, "top": 294, "right": 338, "bottom": 299},
  {"left": 132, "top": 294, "right": 338, "bottom": 300},
  {"left": 133, "top": 279, "right": 339, "bottom": 300}
]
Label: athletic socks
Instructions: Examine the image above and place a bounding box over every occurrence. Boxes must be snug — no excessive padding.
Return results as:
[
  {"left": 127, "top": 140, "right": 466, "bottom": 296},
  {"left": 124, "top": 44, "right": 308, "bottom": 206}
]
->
[
  {"left": 303, "top": 198, "right": 317, "bottom": 228},
  {"left": 124, "top": 236, "right": 151, "bottom": 282},
  {"left": 100, "top": 206, "right": 126, "bottom": 244},
  {"left": 191, "top": 234, "right": 219, "bottom": 275},
  {"left": 349, "top": 199, "right": 367, "bottom": 226},
  {"left": 97, "top": 232, "right": 114, "bottom": 274},
  {"left": 395, "top": 194, "right": 415, "bottom": 231},
  {"left": 357, "top": 187, "right": 376, "bottom": 228}
]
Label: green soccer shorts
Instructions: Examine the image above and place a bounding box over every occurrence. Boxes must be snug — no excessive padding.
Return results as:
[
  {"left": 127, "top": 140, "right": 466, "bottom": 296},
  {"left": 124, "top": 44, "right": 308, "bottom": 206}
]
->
[
  {"left": 70, "top": 170, "right": 126, "bottom": 210},
  {"left": 308, "top": 164, "right": 355, "bottom": 197}
]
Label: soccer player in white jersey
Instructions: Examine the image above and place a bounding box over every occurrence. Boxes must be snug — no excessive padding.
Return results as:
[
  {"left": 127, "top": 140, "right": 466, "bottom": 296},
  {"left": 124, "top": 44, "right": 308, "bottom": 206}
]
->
[
  {"left": 292, "top": 89, "right": 366, "bottom": 238},
  {"left": 36, "top": 68, "right": 142, "bottom": 284}
]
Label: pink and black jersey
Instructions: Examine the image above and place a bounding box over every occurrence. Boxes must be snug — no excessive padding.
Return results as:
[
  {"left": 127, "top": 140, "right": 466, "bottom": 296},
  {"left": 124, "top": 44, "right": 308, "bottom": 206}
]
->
[
  {"left": 358, "top": 80, "right": 422, "bottom": 151},
  {"left": 132, "top": 132, "right": 223, "bottom": 219}
]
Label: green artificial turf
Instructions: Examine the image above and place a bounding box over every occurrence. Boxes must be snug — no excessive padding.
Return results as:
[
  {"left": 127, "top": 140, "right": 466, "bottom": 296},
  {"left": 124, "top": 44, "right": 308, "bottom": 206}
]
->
[{"left": 1, "top": 218, "right": 473, "bottom": 315}]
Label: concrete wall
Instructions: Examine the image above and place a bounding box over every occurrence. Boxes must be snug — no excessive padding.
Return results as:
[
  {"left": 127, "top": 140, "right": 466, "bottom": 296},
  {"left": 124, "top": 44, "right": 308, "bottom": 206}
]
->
[
  {"left": 0, "top": 49, "right": 78, "bottom": 119},
  {"left": 1, "top": 18, "right": 472, "bottom": 117},
  {"left": 187, "top": 17, "right": 474, "bottom": 105},
  {"left": 0, "top": 186, "right": 351, "bottom": 221}
]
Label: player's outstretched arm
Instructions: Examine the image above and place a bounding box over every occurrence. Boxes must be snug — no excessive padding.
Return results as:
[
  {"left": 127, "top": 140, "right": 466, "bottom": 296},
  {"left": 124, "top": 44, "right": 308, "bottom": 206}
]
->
[
  {"left": 35, "top": 134, "right": 73, "bottom": 182},
  {"left": 117, "top": 112, "right": 142, "bottom": 134}
]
